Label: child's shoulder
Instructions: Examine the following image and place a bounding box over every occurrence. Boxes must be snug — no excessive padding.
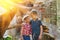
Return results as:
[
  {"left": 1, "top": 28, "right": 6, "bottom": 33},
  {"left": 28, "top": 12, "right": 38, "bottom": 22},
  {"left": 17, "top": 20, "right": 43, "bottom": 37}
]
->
[{"left": 37, "top": 19, "right": 42, "bottom": 21}]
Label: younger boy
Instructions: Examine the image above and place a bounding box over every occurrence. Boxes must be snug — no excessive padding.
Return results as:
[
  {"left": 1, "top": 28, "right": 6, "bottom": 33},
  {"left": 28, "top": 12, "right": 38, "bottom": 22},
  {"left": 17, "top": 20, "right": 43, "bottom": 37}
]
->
[
  {"left": 30, "top": 11, "right": 43, "bottom": 40},
  {"left": 21, "top": 15, "right": 32, "bottom": 40}
]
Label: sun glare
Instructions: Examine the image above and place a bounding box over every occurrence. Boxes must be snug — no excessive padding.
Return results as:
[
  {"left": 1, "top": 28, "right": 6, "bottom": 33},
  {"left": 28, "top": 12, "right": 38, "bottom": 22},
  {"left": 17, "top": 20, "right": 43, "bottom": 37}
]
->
[{"left": 0, "top": 0, "right": 24, "bottom": 15}]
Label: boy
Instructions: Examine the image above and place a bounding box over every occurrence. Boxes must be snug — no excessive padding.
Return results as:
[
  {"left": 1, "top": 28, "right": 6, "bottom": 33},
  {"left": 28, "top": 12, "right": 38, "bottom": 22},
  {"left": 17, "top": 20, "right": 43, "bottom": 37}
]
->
[
  {"left": 20, "top": 15, "right": 32, "bottom": 40},
  {"left": 30, "top": 11, "right": 43, "bottom": 40}
]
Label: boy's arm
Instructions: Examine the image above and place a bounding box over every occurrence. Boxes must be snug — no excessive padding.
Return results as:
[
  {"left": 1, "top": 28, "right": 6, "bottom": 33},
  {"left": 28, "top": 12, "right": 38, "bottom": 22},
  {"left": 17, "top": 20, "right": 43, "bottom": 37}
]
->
[
  {"left": 39, "top": 25, "right": 43, "bottom": 39},
  {"left": 39, "top": 20, "right": 43, "bottom": 36}
]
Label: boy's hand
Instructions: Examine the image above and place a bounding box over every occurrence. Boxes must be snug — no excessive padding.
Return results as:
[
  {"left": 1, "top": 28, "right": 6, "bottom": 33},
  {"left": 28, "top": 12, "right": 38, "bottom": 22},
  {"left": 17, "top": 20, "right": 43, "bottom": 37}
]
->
[
  {"left": 30, "top": 35, "right": 32, "bottom": 40},
  {"left": 20, "top": 35, "right": 23, "bottom": 40},
  {"left": 39, "top": 35, "right": 42, "bottom": 40},
  {"left": 20, "top": 38, "right": 23, "bottom": 40}
]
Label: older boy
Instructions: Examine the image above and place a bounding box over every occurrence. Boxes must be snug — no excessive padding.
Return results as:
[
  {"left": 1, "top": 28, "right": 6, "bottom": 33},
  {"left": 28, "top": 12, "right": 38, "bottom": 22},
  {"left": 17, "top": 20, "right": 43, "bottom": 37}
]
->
[{"left": 30, "top": 11, "right": 43, "bottom": 40}]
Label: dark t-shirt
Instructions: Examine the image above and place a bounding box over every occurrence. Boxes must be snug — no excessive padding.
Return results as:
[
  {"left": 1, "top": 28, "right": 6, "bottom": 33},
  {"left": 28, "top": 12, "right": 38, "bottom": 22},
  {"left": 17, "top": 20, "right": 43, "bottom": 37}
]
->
[{"left": 30, "top": 19, "right": 42, "bottom": 35}]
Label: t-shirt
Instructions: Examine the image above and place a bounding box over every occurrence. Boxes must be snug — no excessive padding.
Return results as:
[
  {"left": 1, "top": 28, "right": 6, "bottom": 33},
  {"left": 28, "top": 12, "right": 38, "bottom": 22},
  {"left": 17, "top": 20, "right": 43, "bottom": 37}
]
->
[
  {"left": 30, "top": 19, "right": 42, "bottom": 34},
  {"left": 22, "top": 23, "right": 32, "bottom": 35}
]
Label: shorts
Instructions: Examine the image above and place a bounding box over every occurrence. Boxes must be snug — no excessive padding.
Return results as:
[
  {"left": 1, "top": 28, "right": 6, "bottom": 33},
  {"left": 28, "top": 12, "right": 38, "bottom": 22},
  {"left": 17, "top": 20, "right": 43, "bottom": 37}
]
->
[
  {"left": 23, "top": 35, "right": 30, "bottom": 40},
  {"left": 32, "top": 33, "right": 39, "bottom": 40}
]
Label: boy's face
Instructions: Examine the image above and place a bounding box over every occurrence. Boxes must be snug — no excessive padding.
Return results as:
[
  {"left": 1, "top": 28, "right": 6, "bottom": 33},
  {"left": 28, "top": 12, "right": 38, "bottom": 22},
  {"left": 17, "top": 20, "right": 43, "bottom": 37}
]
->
[
  {"left": 25, "top": 16, "right": 30, "bottom": 23},
  {"left": 31, "top": 13, "right": 38, "bottom": 19}
]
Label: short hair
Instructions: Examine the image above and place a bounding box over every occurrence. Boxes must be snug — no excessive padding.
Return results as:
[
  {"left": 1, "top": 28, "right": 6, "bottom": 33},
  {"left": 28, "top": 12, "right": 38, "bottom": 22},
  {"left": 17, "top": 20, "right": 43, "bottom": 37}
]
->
[{"left": 31, "top": 11, "right": 37, "bottom": 14}]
